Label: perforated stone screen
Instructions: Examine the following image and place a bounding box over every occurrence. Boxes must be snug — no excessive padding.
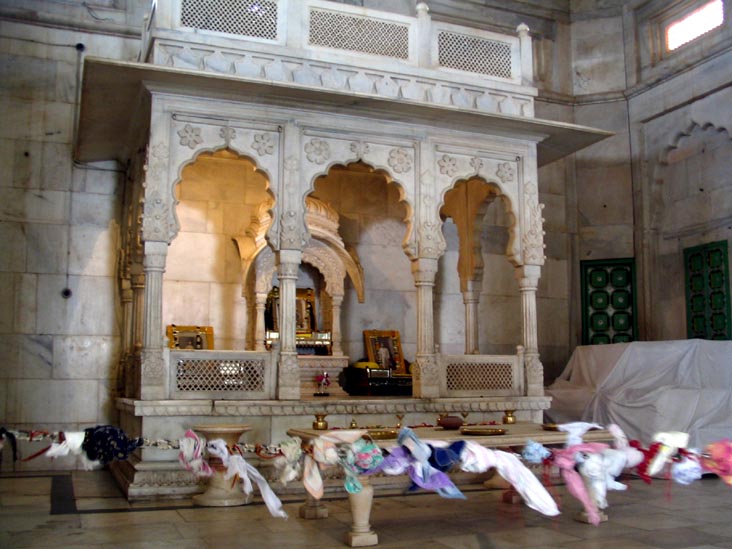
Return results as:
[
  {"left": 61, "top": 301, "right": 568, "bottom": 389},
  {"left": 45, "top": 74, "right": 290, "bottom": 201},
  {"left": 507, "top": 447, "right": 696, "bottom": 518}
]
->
[
  {"left": 180, "top": 0, "right": 278, "bottom": 41},
  {"left": 308, "top": 9, "right": 410, "bottom": 59},
  {"left": 175, "top": 357, "right": 266, "bottom": 392},
  {"left": 437, "top": 31, "right": 512, "bottom": 79},
  {"left": 445, "top": 360, "right": 514, "bottom": 392}
]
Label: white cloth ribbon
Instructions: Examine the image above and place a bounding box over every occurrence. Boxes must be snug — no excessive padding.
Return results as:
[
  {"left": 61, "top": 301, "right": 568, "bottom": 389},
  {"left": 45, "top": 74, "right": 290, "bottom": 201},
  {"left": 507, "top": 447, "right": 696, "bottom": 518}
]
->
[
  {"left": 207, "top": 439, "right": 288, "bottom": 519},
  {"left": 460, "top": 441, "right": 559, "bottom": 517}
]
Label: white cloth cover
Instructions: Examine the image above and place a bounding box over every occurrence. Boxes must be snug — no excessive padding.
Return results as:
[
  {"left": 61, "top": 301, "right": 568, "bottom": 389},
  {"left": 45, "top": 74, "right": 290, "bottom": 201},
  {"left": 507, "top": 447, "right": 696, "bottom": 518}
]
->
[{"left": 546, "top": 340, "right": 732, "bottom": 448}]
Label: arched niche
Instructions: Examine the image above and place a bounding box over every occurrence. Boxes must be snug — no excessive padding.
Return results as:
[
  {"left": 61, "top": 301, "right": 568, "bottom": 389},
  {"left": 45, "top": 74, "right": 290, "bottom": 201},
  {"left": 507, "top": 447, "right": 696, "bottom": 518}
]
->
[
  {"left": 164, "top": 148, "right": 274, "bottom": 350},
  {"left": 241, "top": 196, "right": 365, "bottom": 355},
  {"left": 438, "top": 176, "right": 519, "bottom": 355},
  {"left": 308, "top": 161, "right": 414, "bottom": 359}
]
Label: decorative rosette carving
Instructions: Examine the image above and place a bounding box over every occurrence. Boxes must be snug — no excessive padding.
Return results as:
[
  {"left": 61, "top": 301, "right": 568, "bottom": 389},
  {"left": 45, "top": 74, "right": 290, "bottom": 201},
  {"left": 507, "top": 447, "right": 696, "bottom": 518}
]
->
[
  {"left": 437, "top": 154, "right": 458, "bottom": 177},
  {"left": 349, "top": 141, "right": 370, "bottom": 159},
  {"left": 304, "top": 138, "right": 330, "bottom": 164},
  {"left": 388, "top": 147, "right": 413, "bottom": 174},
  {"left": 177, "top": 124, "right": 203, "bottom": 149},
  {"left": 252, "top": 133, "right": 275, "bottom": 156},
  {"left": 496, "top": 162, "right": 515, "bottom": 183}
]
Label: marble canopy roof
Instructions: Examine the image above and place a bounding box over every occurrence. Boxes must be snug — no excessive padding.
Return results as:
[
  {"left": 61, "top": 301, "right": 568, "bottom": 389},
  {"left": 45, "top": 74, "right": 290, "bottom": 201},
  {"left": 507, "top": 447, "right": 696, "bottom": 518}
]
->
[{"left": 75, "top": 57, "right": 612, "bottom": 166}]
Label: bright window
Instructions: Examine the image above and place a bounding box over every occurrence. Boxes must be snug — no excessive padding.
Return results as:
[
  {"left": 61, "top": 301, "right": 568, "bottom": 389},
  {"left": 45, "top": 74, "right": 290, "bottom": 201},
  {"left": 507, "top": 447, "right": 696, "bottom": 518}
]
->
[{"left": 667, "top": 0, "right": 724, "bottom": 50}]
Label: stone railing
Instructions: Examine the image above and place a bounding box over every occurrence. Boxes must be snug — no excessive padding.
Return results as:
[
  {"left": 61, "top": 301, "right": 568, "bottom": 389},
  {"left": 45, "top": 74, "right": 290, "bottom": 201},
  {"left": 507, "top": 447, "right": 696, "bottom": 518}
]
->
[
  {"left": 439, "top": 353, "right": 524, "bottom": 397},
  {"left": 140, "top": 0, "right": 536, "bottom": 117},
  {"left": 168, "top": 349, "right": 276, "bottom": 399}
]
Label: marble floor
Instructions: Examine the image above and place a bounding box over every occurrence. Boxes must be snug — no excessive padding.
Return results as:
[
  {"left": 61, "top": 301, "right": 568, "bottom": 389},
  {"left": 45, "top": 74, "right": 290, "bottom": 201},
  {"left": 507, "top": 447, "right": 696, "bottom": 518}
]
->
[{"left": 1, "top": 470, "right": 732, "bottom": 548}]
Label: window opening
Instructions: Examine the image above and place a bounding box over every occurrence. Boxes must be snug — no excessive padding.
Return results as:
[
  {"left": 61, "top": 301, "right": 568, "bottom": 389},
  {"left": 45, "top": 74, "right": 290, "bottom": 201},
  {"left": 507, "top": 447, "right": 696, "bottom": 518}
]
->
[{"left": 667, "top": 0, "right": 723, "bottom": 51}]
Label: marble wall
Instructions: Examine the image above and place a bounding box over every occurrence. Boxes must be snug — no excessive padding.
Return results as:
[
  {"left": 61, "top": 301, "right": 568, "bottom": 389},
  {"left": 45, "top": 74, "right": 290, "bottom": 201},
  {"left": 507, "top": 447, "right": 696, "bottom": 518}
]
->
[{"left": 0, "top": 11, "right": 141, "bottom": 469}]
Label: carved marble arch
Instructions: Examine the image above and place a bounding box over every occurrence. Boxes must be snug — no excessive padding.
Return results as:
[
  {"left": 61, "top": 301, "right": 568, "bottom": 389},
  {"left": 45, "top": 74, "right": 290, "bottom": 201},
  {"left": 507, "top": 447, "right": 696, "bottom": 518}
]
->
[
  {"left": 304, "top": 160, "right": 416, "bottom": 261},
  {"left": 169, "top": 146, "right": 274, "bottom": 243},
  {"left": 439, "top": 177, "right": 519, "bottom": 292},
  {"left": 240, "top": 196, "right": 365, "bottom": 350}
]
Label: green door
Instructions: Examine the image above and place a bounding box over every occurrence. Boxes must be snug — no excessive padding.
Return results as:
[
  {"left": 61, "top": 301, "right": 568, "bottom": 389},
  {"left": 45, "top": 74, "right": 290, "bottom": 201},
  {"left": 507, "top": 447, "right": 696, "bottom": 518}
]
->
[
  {"left": 684, "top": 241, "right": 731, "bottom": 340},
  {"left": 581, "top": 258, "right": 637, "bottom": 345}
]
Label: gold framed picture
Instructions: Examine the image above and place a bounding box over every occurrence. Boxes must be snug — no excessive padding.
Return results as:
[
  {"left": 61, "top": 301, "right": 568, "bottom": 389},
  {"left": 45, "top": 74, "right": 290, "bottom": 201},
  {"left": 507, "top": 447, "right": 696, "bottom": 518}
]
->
[
  {"left": 364, "top": 330, "right": 406, "bottom": 374},
  {"left": 166, "top": 325, "right": 214, "bottom": 350}
]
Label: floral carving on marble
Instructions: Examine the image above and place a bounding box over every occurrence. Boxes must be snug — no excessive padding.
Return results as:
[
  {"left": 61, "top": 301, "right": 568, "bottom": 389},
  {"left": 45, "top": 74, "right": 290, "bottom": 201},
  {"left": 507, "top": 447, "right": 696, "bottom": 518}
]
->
[
  {"left": 279, "top": 353, "right": 300, "bottom": 386},
  {"left": 282, "top": 155, "right": 297, "bottom": 173},
  {"left": 142, "top": 192, "right": 175, "bottom": 243},
  {"left": 177, "top": 124, "right": 204, "bottom": 149},
  {"left": 469, "top": 156, "right": 484, "bottom": 173},
  {"left": 280, "top": 210, "right": 301, "bottom": 247},
  {"left": 388, "top": 147, "right": 413, "bottom": 174},
  {"left": 141, "top": 351, "right": 165, "bottom": 384},
  {"left": 252, "top": 133, "right": 275, "bottom": 156},
  {"left": 496, "top": 162, "right": 515, "bottom": 183},
  {"left": 522, "top": 201, "right": 545, "bottom": 265},
  {"left": 304, "top": 138, "right": 331, "bottom": 165},
  {"left": 524, "top": 180, "right": 538, "bottom": 195},
  {"left": 419, "top": 221, "right": 445, "bottom": 258},
  {"left": 417, "top": 355, "right": 440, "bottom": 385},
  {"left": 437, "top": 154, "right": 458, "bottom": 177},
  {"left": 145, "top": 143, "right": 169, "bottom": 183},
  {"left": 349, "top": 141, "right": 370, "bottom": 159},
  {"left": 219, "top": 126, "right": 236, "bottom": 145}
]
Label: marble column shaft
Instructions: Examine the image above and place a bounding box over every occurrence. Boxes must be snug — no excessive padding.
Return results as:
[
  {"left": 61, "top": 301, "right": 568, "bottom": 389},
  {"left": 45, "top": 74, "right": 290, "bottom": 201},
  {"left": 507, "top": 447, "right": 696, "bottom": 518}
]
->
[
  {"left": 330, "top": 293, "right": 344, "bottom": 356},
  {"left": 277, "top": 249, "right": 302, "bottom": 399},
  {"left": 413, "top": 258, "right": 439, "bottom": 398},
  {"left": 462, "top": 279, "right": 480, "bottom": 354}
]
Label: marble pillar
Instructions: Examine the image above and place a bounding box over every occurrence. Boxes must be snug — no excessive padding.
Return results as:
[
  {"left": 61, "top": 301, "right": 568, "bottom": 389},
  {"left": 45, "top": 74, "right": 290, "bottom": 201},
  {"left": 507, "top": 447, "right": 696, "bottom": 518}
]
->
[
  {"left": 516, "top": 264, "right": 543, "bottom": 396},
  {"left": 412, "top": 258, "right": 439, "bottom": 398},
  {"left": 462, "top": 279, "right": 480, "bottom": 354},
  {"left": 141, "top": 240, "right": 168, "bottom": 400},
  {"left": 277, "top": 249, "right": 301, "bottom": 399},
  {"left": 254, "top": 291, "right": 267, "bottom": 351},
  {"left": 330, "top": 293, "right": 344, "bottom": 356}
]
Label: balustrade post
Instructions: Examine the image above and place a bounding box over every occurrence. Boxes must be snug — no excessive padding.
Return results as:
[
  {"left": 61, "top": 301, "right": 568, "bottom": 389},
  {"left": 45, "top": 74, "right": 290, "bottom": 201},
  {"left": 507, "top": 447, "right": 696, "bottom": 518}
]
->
[
  {"left": 517, "top": 23, "right": 534, "bottom": 86},
  {"left": 416, "top": 2, "right": 432, "bottom": 68}
]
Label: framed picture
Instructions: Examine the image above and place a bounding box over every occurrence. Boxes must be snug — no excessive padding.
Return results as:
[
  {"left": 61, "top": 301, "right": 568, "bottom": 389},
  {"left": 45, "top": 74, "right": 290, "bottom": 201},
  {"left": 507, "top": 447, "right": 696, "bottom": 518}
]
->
[
  {"left": 166, "top": 325, "right": 214, "bottom": 350},
  {"left": 364, "top": 330, "right": 406, "bottom": 374},
  {"left": 265, "top": 287, "right": 317, "bottom": 334}
]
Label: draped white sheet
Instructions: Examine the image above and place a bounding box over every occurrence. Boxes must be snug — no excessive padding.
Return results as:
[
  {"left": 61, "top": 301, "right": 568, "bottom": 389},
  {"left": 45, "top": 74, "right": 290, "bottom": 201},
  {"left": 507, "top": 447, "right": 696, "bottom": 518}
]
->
[{"left": 546, "top": 340, "right": 732, "bottom": 448}]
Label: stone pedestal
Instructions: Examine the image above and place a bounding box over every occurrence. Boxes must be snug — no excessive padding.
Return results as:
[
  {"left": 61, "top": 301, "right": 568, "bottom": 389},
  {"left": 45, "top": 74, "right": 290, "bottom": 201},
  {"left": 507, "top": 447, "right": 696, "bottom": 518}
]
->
[
  {"left": 191, "top": 424, "right": 252, "bottom": 507},
  {"left": 345, "top": 475, "right": 378, "bottom": 547}
]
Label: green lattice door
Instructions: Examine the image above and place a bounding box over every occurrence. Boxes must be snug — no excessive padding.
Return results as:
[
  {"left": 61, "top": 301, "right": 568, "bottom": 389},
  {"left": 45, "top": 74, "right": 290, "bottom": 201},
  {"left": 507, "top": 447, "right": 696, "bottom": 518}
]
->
[
  {"left": 684, "top": 241, "right": 731, "bottom": 340},
  {"left": 581, "top": 258, "right": 637, "bottom": 345}
]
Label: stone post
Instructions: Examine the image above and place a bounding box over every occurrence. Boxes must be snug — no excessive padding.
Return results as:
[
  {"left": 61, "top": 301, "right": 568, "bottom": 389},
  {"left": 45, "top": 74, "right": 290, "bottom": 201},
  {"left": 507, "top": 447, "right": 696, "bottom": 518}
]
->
[
  {"left": 412, "top": 258, "right": 440, "bottom": 398},
  {"left": 277, "top": 249, "right": 302, "bottom": 399},
  {"left": 516, "top": 264, "right": 543, "bottom": 396},
  {"left": 517, "top": 23, "right": 534, "bottom": 86},
  {"left": 416, "top": 2, "right": 432, "bottom": 69},
  {"left": 462, "top": 279, "right": 480, "bottom": 354}
]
